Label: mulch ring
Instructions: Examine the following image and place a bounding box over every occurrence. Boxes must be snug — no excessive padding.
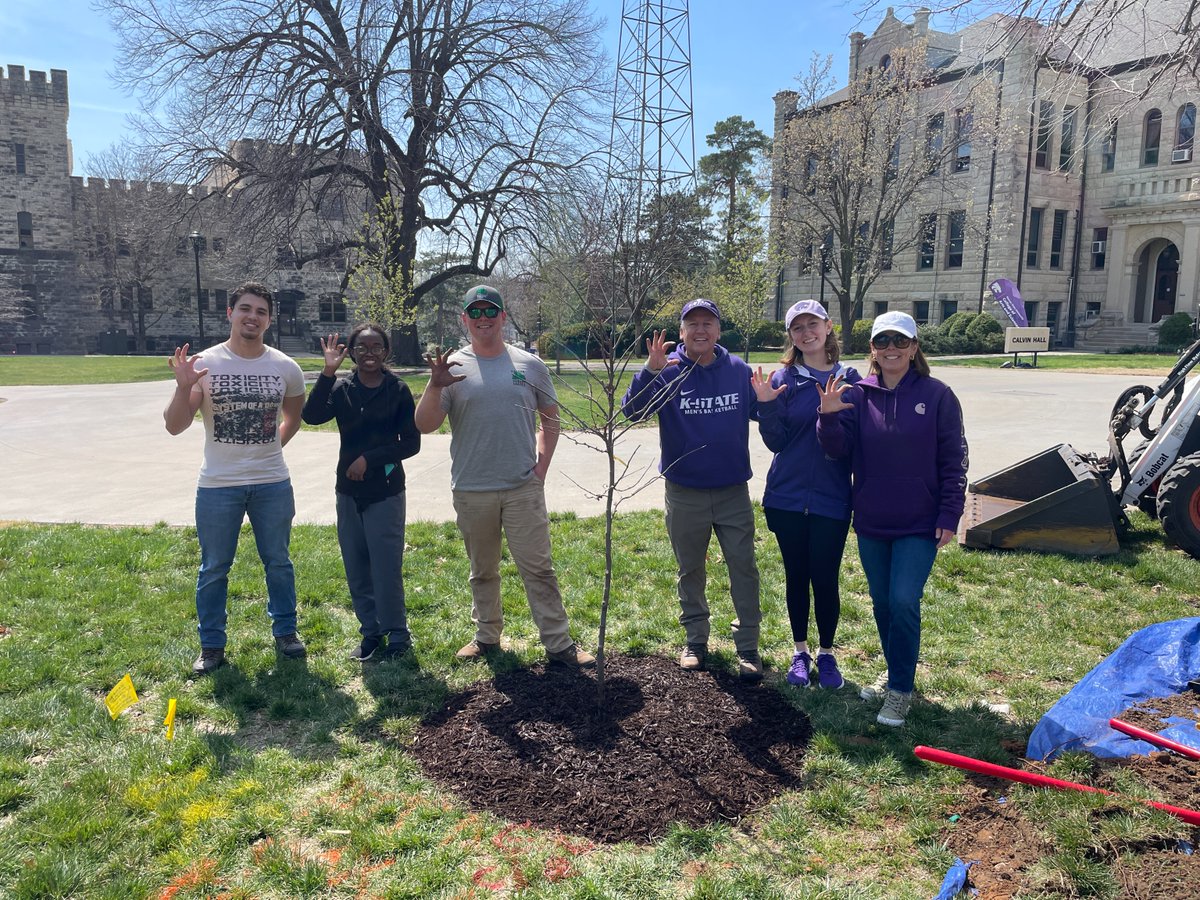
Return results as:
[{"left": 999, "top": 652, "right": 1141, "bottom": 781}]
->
[
  {"left": 410, "top": 652, "right": 811, "bottom": 844},
  {"left": 946, "top": 732, "right": 1200, "bottom": 898}
]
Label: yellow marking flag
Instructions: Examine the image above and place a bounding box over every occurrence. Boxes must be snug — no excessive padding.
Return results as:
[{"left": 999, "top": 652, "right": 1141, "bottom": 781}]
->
[
  {"left": 164, "top": 698, "right": 177, "bottom": 740},
  {"left": 104, "top": 673, "right": 139, "bottom": 719}
]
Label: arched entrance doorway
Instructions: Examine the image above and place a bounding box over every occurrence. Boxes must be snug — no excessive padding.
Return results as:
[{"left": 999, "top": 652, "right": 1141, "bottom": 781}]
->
[{"left": 1134, "top": 240, "right": 1180, "bottom": 323}]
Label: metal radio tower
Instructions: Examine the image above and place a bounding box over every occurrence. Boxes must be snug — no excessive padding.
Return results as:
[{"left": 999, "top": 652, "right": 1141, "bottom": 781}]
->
[{"left": 609, "top": 0, "right": 696, "bottom": 194}]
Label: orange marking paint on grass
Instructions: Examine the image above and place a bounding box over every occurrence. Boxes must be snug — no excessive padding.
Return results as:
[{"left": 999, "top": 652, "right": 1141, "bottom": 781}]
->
[{"left": 155, "top": 858, "right": 220, "bottom": 900}]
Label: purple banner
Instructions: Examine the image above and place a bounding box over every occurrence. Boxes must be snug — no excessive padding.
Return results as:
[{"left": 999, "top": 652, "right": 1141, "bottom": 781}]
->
[{"left": 989, "top": 278, "right": 1028, "bottom": 328}]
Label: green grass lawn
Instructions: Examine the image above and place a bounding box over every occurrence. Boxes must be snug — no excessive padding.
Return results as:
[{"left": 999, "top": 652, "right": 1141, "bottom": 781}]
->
[
  {"left": 932, "top": 352, "right": 1180, "bottom": 372},
  {"left": 1, "top": 510, "right": 1196, "bottom": 898}
]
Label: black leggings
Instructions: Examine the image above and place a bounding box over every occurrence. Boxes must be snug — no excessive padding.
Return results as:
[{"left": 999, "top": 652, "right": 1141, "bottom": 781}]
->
[{"left": 764, "top": 507, "right": 851, "bottom": 648}]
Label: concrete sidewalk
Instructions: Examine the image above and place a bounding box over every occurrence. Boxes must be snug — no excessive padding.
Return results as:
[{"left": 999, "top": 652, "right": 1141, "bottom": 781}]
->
[{"left": 0, "top": 363, "right": 1143, "bottom": 527}]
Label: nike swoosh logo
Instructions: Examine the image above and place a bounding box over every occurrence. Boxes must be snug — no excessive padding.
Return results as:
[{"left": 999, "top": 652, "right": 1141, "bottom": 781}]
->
[{"left": 681, "top": 389, "right": 695, "bottom": 395}]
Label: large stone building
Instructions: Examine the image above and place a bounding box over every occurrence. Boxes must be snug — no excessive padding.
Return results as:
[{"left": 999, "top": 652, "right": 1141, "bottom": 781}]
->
[
  {"left": 770, "top": 4, "right": 1200, "bottom": 349},
  {"left": 0, "top": 63, "right": 357, "bottom": 354}
]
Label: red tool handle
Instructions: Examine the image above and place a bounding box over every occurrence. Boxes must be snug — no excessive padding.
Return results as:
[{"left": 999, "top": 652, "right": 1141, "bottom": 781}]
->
[
  {"left": 1108, "top": 718, "right": 1200, "bottom": 760},
  {"left": 914, "top": 745, "right": 1200, "bottom": 825}
]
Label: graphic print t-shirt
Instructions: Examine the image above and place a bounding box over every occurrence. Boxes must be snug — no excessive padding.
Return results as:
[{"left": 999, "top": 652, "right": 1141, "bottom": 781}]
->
[{"left": 195, "top": 343, "right": 306, "bottom": 488}]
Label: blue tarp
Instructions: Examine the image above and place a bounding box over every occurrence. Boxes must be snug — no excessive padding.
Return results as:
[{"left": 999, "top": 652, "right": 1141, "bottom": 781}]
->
[
  {"left": 931, "top": 858, "right": 972, "bottom": 899},
  {"left": 1027, "top": 617, "right": 1200, "bottom": 761}
]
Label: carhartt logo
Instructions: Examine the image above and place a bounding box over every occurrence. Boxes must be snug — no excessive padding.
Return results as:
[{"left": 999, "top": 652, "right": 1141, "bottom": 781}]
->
[{"left": 915, "top": 403, "right": 926, "bottom": 415}]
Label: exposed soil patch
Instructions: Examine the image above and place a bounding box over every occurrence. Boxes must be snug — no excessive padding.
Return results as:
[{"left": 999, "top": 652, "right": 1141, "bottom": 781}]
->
[
  {"left": 945, "top": 750, "right": 1200, "bottom": 900},
  {"left": 1117, "top": 691, "right": 1200, "bottom": 734},
  {"left": 411, "top": 653, "right": 811, "bottom": 844}
]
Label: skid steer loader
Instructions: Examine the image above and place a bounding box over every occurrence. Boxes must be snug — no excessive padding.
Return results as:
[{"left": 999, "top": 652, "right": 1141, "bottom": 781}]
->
[{"left": 960, "top": 337, "right": 1200, "bottom": 557}]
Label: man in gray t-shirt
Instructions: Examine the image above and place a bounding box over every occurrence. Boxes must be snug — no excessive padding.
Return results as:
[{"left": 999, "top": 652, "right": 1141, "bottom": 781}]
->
[{"left": 414, "top": 285, "right": 594, "bottom": 668}]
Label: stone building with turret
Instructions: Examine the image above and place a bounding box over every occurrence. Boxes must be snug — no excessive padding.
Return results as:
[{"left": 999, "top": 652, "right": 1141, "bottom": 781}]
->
[
  {"left": 770, "top": 3, "right": 1200, "bottom": 349},
  {"left": 0, "top": 63, "right": 359, "bottom": 354}
]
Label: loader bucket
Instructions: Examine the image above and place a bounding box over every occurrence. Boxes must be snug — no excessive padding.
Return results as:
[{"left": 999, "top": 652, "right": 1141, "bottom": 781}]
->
[{"left": 959, "top": 443, "right": 1121, "bottom": 556}]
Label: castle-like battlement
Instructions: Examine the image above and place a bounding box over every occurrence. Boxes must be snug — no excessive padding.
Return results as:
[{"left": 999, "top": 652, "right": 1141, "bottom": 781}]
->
[{"left": 1, "top": 65, "right": 69, "bottom": 105}]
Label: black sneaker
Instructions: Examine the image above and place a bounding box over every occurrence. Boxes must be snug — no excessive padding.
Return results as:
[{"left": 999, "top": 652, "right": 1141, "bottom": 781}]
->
[
  {"left": 192, "top": 647, "right": 225, "bottom": 676},
  {"left": 275, "top": 633, "right": 307, "bottom": 659},
  {"left": 349, "top": 637, "right": 381, "bottom": 661},
  {"left": 376, "top": 641, "right": 412, "bottom": 662}
]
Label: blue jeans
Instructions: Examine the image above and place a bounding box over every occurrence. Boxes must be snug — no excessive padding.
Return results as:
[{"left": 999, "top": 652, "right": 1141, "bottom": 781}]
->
[
  {"left": 856, "top": 534, "right": 938, "bottom": 694},
  {"left": 195, "top": 479, "right": 298, "bottom": 648}
]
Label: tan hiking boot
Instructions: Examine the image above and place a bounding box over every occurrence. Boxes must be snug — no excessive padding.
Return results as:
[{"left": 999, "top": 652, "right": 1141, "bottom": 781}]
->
[
  {"left": 455, "top": 639, "right": 500, "bottom": 660},
  {"left": 546, "top": 643, "right": 596, "bottom": 668},
  {"left": 679, "top": 644, "right": 707, "bottom": 671},
  {"left": 737, "top": 653, "right": 764, "bottom": 683}
]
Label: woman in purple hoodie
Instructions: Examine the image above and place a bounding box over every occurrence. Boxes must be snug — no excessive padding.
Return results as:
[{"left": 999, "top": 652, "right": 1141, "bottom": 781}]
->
[
  {"left": 754, "top": 300, "right": 861, "bottom": 691},
  {"left": 816, "top": 311, "right": 967, "bottom": 728}
]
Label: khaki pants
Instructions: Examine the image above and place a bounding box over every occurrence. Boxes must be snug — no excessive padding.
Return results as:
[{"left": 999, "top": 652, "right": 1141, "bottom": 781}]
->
[
  {"left": 452, "top": 478, "right": 572, "bottom": 653},
  {"left": 664, "top": 480, "right": 761, "bottom": 656}
]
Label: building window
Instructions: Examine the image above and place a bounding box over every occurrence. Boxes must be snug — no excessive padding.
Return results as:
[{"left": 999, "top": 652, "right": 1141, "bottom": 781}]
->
[
  {"left": 319, "top": 296, "right": 347, "bottom": 323},
  {"left": 1027, "top": 207, "right": 1044, "bottom": 268},
  {"left": 926, "top": 113, "right": 944, "bottom": 174},
  {"left": 17, "top": 211, "right": 33, "bottom": 249},
  {"left": 20, "top": 284, "right": 38, "bottom": 320},
  {"left": 1143, "top": 108, "right": 1162, "bottom": 166},
  {"left": 805, "top": 154, "right": 818, "bottom": 196},
  {"left": 116, "top": 238, "right": 130, "bottom": 258},
  {"left": 800, "top": 244, "right": 813, "bottom": 274},
  {"left": 880, "top": 53, "right": 891, "bottom": 71},
  {"left": 1176, "top": 103, "right": 1196, "bottom": 160},
  {"left": 945, "top": 210, "right": 966, "bottom": 268},
  {"left": 1035, "top": 101, "right": 1054, "bottom": 169},
  {"left": 820, "top": 230, "right": 833, "bottom": 275},
  {"left": 954, "top": 109, "right": 972, "bottom": 172},
  {"left": 137, "top": 285, "right": 153, "bottom": 309},
  {"left": 1024, "top": 301, "right": 1038, "bottom": 326},
  {"left": 100, "top": 287, "right": 113, "bottom": 310},
  {"left": 215, "top": 289, "right": 227, "bottom": 310},
  {"left": 211, "top": 237, "right": 225, "bottom": 253},
  {"left": 886, "top": 140, "right": 900, "bottom": 183},
  {"left": 175, "top": 237, "right": 188, "bottom": 256},
  {"left": 1049, "top": 209, "right": 1067, "bottom": 269},
  {"left": 175, "top": 287, "right": 190, "bottom": 303},
  {"left": 874, "top": 300, "right": 889, "bottom": 317},
  {"left": 1059, "top": 106, "right": 1077, "bottom": 171},
  {"left": 120, "top": 285, "right": 134, "bottom": 310},
  {"left": 881, "top": 218, "right": 894, "bottom": 271},
  {"left": 1092, "top": 226, "right": 1108, "bottom": 269},
  {"left": 14, "top": 143, "right": 26, "bottom": 175},
  {"left": 198, "top": 289, "right": 209, "bottom": 311},
  {"left": 940, "top": 299, "right": 958, "bottom": 322},
  {"left": 1101, "top": 120, "right": 1117, "bottom": 172},
  {"left": 918, "top": 214, "right": 937, "bottom": 270},
  {"left": 913, "top": 300, "right": 930, "bottom": 325}
]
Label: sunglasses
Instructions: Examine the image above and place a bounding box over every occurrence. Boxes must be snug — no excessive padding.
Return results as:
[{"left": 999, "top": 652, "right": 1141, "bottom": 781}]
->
[
  {"left": 871, "top": 333, "right": 914, "bottom": 350},
  {"left": 466, "top": 306, "right": 501, "bottom": 319}
]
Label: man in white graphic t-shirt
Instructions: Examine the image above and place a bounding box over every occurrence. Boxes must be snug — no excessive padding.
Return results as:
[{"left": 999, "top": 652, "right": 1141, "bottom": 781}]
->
[{"left": 164, "top": 282, "right": 307, "bottom": 675}]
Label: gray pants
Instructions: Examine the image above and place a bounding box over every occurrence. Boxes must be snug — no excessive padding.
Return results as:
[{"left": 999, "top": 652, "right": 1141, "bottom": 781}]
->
[
  {"left": 335, "top": 491, "right": 410, "bottom": 646},
  {"left": 664, "top": 480, "right": 761, "bottom": 656}
]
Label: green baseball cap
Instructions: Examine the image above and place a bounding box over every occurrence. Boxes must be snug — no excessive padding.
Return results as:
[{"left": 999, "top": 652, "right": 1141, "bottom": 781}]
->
[{"left": 462, "top": 285, "right": 504, "bottom": 311}]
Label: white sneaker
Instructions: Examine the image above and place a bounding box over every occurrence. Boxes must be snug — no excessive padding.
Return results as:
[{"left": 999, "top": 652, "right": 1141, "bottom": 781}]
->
[
  {"left": 860, "top": 670, "right": 890, "bottom": 701},
  {"left": 877, "top": 690, "right": 912, "bottom": 727}
]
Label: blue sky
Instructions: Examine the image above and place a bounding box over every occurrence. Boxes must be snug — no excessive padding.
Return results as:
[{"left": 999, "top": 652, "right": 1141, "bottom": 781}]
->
[{"left": 1, "top": 0, "right": 871, "bottom": 178}]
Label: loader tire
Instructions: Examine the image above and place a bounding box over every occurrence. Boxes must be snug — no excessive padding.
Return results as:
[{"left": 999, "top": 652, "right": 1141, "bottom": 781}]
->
[{"left": 1157, "top": 451, "right": 1200, "bottom": 558}]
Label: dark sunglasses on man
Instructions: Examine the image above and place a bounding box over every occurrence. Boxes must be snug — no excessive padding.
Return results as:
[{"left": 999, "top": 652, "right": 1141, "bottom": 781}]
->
[
  {"left": 466, "top": 306, "right": 501, "bottom": 319},
  {"left": 871, "top": 333, "right": 914, "bottom": 350}
]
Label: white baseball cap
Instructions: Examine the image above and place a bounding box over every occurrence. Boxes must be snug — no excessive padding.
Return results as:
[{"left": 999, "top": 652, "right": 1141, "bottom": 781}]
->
[{"left": 870, "top": 311, "right": 918, "bottom": 340}]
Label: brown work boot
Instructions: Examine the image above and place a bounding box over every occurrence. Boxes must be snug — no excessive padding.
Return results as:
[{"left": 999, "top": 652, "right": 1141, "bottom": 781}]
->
[
  {"left": 679, "top": 644, "right": 707, "bottom": 671},
  {"left": 192, "top": 647, "right": 225, "bottom": 676},
  {"left": 546, "top": 643, "right": 596, "bottom": 669},
  {"left": 737, "top": 653, "right": 764, "bottom": 683},
  {"left": 455, "top": 639, "right": 500, "bottom": 660}
]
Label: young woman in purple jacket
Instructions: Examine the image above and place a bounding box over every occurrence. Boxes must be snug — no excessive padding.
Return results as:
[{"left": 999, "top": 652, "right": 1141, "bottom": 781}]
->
[
  {"left": 753, "top": 300, "right": 861, "bottom": 691},
  {"left": 816, "top": 311, "right": 968, "bottom": 727}
]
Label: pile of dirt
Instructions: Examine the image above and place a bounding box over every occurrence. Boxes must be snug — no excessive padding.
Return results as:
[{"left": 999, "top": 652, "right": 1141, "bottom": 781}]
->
[{"left": 411, "top": 653, "right": 811, "bottom": 844}]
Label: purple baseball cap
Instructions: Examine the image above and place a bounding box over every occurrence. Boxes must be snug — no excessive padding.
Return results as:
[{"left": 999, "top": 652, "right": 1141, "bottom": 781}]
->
[
  {"left": 681, "top": 298, "right": 721, "bottom": 320},
  {"left": 784, "top": 299, "right": 830, "bottom": 330}
]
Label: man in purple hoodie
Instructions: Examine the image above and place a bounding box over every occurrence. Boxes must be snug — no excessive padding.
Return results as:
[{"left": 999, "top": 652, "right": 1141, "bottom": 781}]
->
[{"left": 621, "top": 299, "right": 763, "bottom": 682}]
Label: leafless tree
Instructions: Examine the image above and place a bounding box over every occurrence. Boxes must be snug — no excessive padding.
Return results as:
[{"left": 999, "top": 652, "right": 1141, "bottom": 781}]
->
[
  {"left": 773, "top": 47, "right": 1004, "bottom": 342},
  {"left": 103, "top": 0, "right": 609, "bottom": 363}
]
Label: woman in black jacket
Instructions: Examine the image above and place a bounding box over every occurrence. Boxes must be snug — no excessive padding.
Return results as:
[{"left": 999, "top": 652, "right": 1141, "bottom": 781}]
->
[{"left": 302, "top": 323, "right": 421, "bottom": 661}]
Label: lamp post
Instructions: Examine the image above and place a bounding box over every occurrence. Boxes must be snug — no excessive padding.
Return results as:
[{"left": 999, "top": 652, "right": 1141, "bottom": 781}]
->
[{"left": 189, "top": 230, "right": 205, "bottom": 347}]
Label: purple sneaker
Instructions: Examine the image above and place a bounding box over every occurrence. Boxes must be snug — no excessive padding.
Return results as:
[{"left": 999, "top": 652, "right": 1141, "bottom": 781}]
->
[
  {"left": 816, "top": 652, "right": 844, "bottom": 690},
  {"left": 786, "top": 651, "right": 812, "bottom": 687}
]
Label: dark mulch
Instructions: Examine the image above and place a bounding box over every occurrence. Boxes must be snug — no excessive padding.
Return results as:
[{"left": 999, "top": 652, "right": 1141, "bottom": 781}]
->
[{"left": 410, "top": 652, "right": 811, "bottom": 844}]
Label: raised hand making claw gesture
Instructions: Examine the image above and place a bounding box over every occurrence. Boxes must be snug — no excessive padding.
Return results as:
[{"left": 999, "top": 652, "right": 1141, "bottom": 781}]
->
[
  {"left": 817, "top": 373, "right": 855, "bottom": 414},
  {"left": 424, "top": 347, "right": 467, "bottom": 388},
  {"left": 319, "top": 333, "right": 349, "bottom": 376},
  {"left": 645, "top": 330, "right": 680, "bottom": 372},
  {"left": 750, "top": 366, "right": 786, "bottom": 402},
  {"left": 168, "top": 343, "right": 209, "bottom": 390}
]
